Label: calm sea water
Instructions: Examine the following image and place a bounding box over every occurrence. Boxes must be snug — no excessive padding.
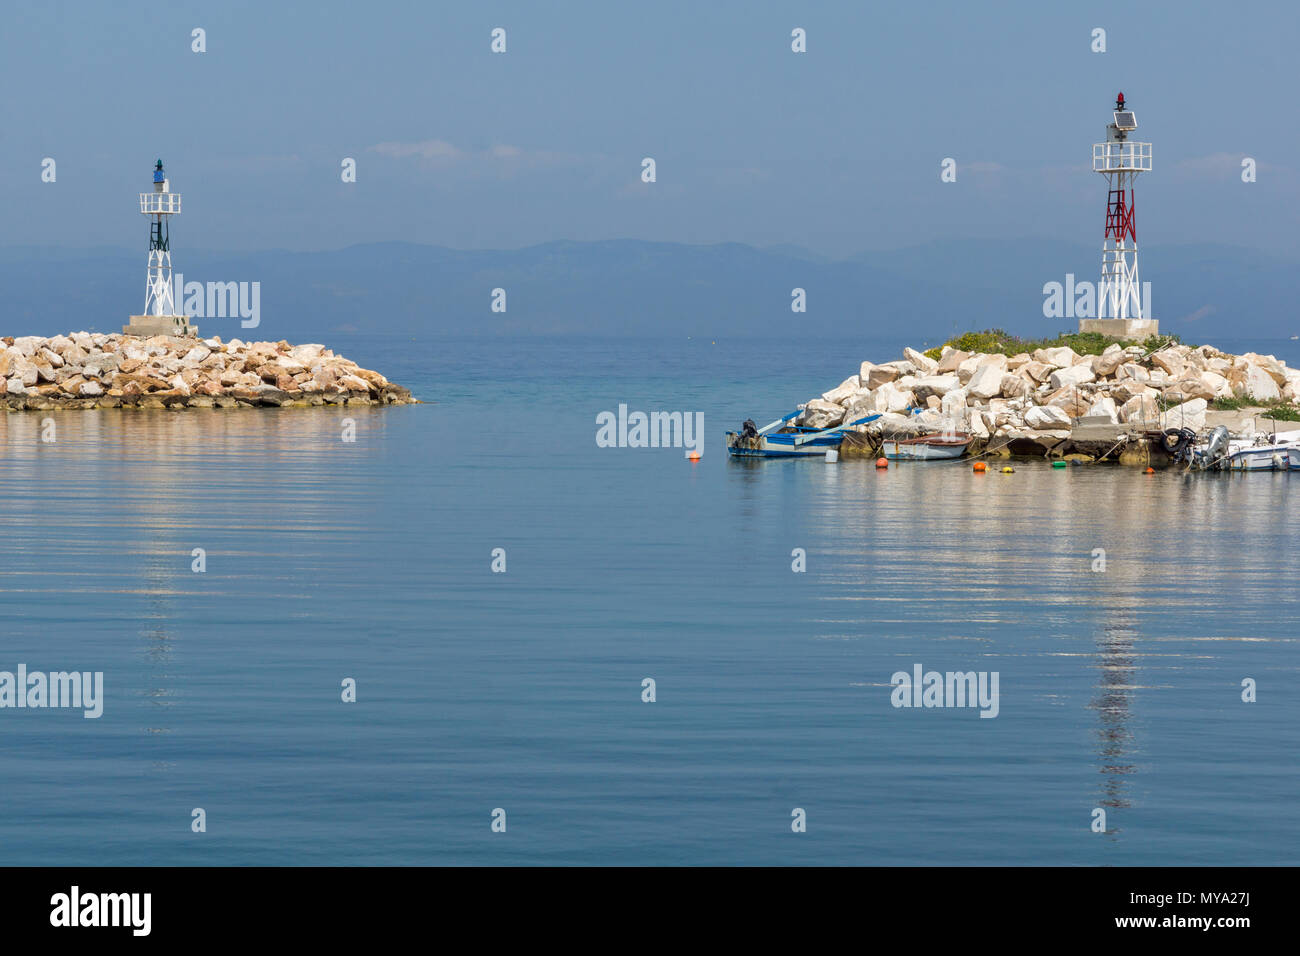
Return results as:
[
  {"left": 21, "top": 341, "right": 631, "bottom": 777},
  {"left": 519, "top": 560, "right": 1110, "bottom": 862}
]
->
[{"left": 2, "top": 334, "right": 1298, "bottom": 866}]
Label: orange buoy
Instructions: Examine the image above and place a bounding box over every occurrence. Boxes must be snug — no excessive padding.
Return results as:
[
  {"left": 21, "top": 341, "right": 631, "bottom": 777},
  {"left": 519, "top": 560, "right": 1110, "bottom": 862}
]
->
[
  {"left": 1144, "top": 466, "right": 1155, "bottom": 474},
  {"left": 875, "top": 457, "right": 889, "bottom": 469},
  {"left": 973, "top": 461, "right": 987, "bottom": 473},
  {"left": 687, "top": 450, "right": 701, "bottom": 461}
]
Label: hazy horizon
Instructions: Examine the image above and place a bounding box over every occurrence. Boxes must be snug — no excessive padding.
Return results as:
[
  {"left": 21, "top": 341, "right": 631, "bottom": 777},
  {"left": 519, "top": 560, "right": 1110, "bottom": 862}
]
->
[{"left": 5, "top": 0, "right": 1299, "bottom": 261}]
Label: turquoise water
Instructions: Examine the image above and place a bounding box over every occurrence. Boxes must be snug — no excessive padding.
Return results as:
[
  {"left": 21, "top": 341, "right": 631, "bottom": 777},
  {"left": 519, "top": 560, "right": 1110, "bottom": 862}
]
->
[{"left": 1, "top": 335, "right": 1298, "bottom": 865}]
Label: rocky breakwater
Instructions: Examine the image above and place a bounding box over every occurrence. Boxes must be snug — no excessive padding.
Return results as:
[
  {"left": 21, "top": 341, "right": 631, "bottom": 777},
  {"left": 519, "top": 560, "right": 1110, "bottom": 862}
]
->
[
  {"left": 1, "top": 333, "right": 416, "bottom": 410},
  {"left": 799, "top": 342, "right": 1300, "bottom": 461}
]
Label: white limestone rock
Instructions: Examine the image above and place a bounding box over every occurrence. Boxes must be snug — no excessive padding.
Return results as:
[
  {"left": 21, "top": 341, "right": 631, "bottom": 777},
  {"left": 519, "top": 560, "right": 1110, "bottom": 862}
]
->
[
  {"left": 904, "top": 347, "right": 938, "bottom": 372},
  {"left": 1119, "top": 394, "right": 1159, "bottom": 424},
  {"left": 801, "top": 399, "right": 845, "bottom": 429},
  {"left": 181, "top": 345, "right": 213, "bottom": 367},
  {"left": 1198, "top": 371, "right": 1232, "bottom": 399},
  {"left": 910, "top": 374, "right": 961, "bottom": 401},
  {"left": 1112, "top": 381, "right": 1154, "bottom": 405},
  {"left": 838, "top": 386, "right": 874, "bottom": 409},
  {"left": 935, "top": 348, "right": 971, "bottom": 374},
  {"left": 1234, "top": 364, "right": 1281, "bottom": 403},
  {"left": 1159, "top": 397, "right": 1207, "bottom": 431},
  {"left": 1000, "top": 373, "right": 1031, "bottom": 399},
  {"left": 1048, "top": 364, "right": 1096, "bottom": 390},
  {"left": 955, "top": 356, "right": 982, "bottom": 384},
  {"left": 1092, "top": 344, "right": 1126, "bottom": 377},
  {"left": 1033, "top": 346, "right": 1078, "bottom": 369},
  {"left": 864, "top": 364, "right": 899, "bottom": 389},
  {"left": 1085, "top": 396, "right": 1119, "bottom": 424},
  {"left": 966, "top": 364, "right": 1003, "bottom": 400},
  {"left": 1241, "top": 352, "right": 1288, "bottom": 386},
  {"left": 1114, "top": 362, "right": 1150, "bottom": 383},
  {"left": 875, "top": 383, "right": 915, "bottom": 414},
  {"left": 1024, "top": 404, "right": 1072, "bottom": 430},
  {"left": 12, "top": 336, "right": 43, "bottom": 357},
  {"left": 1020, "top": 361, "right": 1054, "bottom": 384},
  {"left": 11, "top": 357, "right": 38, "bottom": 387},
  {"left": 940, "top": 388, "right": 968, "bottom": 419},
  {"left": 1150, "top": 350, "right": 1185, "bottom": 378}
]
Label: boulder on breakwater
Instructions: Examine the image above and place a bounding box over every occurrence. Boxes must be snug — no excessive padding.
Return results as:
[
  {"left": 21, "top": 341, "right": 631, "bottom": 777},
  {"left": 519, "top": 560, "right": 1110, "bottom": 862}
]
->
[{"left": 0, "top": 332, "right": 416, "bottom": 410}]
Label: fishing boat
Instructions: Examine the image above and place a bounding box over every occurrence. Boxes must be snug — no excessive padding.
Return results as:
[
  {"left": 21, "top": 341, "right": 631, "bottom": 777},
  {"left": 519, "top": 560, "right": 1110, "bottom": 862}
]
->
[
  {"left": 882, "top": 432, "right": 972, "bottom": 461},
  {"left": 1188, "top": 426, "right": 1300, "bottom": 471},
  {"left": 1227, "top": 429, "right": 1300, "bottom": 471},
  {"left": 726, "top": 410, "right": 882, "bottom": 458},
  {"left": 1227, "top": 441, "right": 1296, "bottom": 471}
]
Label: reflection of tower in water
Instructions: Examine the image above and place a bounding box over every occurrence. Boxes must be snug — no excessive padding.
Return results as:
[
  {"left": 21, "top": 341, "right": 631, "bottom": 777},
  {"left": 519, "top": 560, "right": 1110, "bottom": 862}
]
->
[
  {"left": 113, "top": 416, "right": 193, "bottom": 748},
  {"left": 139, "top": 498, "right": 183, "bottom": 751},
  {"left": 1089, "top": 619, "right": 1138, "bottom": 812},
  {"left": 141, "top": 584, "right": 176, "bottom": 745}
]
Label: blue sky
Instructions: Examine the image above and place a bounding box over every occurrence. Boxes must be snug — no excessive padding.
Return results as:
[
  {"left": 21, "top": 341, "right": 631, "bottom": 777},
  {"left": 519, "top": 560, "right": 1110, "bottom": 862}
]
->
[{"left": 3, "top": 0, "right": 1297, "bottom": 258}]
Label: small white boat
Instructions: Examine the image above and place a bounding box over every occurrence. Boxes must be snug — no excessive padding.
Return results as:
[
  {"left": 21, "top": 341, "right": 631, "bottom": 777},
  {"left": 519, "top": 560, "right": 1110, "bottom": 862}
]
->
[
  {"left": 883, "top": 433, "right": 972, "bottom": 461},
  {"left": 1216, "top": 429, "right": 1300, "bottom": 471},
  {"left": 1227, "top": 443, "right": 1293, "bottom": 471}
]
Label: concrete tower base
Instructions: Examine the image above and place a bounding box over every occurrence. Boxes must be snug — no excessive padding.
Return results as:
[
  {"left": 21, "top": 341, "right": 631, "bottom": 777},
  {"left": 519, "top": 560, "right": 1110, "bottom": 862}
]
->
[
  {"left": 123, "top": 314, "right": 198, "bottom": 337},
  {"left": 1077, "top": 317, "right": 1158, "bottom": 340}
]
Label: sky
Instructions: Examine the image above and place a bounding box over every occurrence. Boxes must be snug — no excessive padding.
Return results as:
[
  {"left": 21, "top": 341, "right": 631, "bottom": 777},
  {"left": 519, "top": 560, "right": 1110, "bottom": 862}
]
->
[{"left": 3, "top": 0, "right": 1298, "bottom": 260}]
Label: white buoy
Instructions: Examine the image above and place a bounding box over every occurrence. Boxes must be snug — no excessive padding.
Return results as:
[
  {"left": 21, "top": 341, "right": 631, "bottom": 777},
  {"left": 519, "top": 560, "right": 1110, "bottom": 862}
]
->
[{"left": 825, "top": 449, "right": 839, "bottom": 463}]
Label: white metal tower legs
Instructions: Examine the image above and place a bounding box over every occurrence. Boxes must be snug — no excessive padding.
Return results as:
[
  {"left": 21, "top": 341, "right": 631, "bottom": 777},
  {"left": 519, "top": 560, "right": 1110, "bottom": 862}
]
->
[
  {"left": 145, "top": 249, "right": 175, "bottom": 316},
  {"left": 1098, "top": 168, "right": 1142, "bottom": 321},
  {"left": 1099, "top": 243, "right": 1142, "bottom": 320}
]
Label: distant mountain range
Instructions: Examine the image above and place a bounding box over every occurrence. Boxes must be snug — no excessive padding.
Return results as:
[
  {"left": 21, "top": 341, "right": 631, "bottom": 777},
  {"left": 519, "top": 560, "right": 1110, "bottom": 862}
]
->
[{"left": 2, "top": 238, "right": 1296, "bottom": 341}]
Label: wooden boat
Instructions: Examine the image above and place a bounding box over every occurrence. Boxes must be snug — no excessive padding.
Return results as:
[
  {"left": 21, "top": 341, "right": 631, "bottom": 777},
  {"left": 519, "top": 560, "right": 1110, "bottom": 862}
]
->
[
  {"left": 882, "top": 432, "right": 972, "bottom": 461},
  {"left": 726, "top": 410, "right": 881, "bottom": 458}
]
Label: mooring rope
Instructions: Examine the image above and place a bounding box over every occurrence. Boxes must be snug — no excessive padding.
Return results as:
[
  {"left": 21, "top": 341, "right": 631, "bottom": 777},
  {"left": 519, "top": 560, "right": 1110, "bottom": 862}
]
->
[
  {"left": 955, "top": 437, "right": 1016, "bottom": 462},
  {"left": 1084, "top": 435, "right": 1131, "bottom": 464}
]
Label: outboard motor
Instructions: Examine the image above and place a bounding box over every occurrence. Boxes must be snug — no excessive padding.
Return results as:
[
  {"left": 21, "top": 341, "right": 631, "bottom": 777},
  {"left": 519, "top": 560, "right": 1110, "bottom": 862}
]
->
[
  {"left": 739, "top": 419, "right": 759, "bottom": 440},
  {"left": 1203, "top": 425, "right": 1229, "bottom": 468}
]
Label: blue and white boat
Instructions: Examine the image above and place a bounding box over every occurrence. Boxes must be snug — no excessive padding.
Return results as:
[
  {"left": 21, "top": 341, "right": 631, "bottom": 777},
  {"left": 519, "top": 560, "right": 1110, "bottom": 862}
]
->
[
  {"left": 1226, "top": 429, "right": 1300, "bottom": 471},
  {"left": 726, "top": 410, "right": 882, "bottom": 458},
  {"left": 1191, "top": 427, "right": 1300, "bottom": 471}
]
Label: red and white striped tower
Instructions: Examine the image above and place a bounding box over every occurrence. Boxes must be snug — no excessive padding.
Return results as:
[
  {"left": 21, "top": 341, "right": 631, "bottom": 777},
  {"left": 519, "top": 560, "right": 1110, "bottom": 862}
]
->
[{"left": 1082, "top": 93, "right": 1157, "bottom": 338}]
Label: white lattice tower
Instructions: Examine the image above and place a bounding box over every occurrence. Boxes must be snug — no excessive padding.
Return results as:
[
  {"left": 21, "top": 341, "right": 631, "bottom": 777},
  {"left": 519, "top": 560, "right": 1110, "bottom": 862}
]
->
[
  {"left": 140, "top": 159, "right": 182, "bottom": 316},
  {"left": 1092, "top": 93, "right": 1151, "bottom": 321}
]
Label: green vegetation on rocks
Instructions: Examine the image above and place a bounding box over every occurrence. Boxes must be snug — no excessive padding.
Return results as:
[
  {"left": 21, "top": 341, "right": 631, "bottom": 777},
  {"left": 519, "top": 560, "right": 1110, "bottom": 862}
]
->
[
  {"left": 922, "top": 329, "right": 1183, "bottom": 362},
  {"left": 1210, "top": 395, "right": 1300, "bottom": 420}
]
